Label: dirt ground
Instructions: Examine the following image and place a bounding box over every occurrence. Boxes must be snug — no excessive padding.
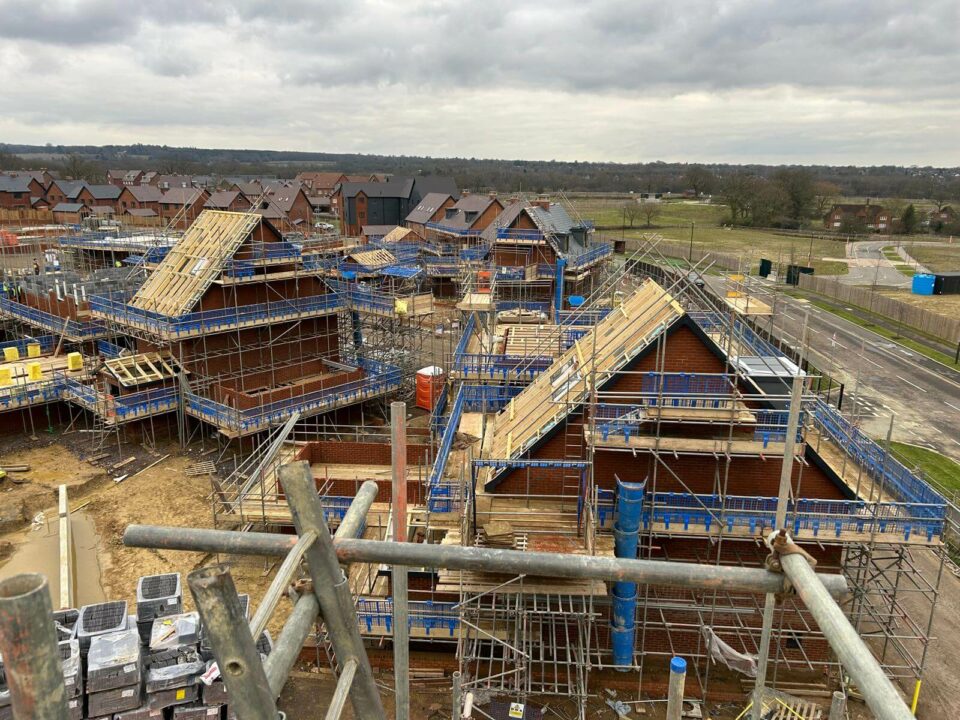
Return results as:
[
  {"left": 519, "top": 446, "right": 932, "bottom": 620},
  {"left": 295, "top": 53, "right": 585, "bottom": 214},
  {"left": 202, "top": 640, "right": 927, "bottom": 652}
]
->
[{"left": 0, "top": 433, "right": 296, "bottom": 637}]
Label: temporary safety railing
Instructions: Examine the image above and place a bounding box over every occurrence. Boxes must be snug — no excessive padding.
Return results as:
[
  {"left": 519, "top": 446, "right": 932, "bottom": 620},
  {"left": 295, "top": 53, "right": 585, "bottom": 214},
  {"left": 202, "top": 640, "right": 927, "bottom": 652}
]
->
[
  {"left": 496, "top": 228, "right": 543, "bottom": 241},
  {"left": 1, "top": 334, "right": 55, "bottom": 356},
  {"left": 222, "top": 241, "right": 302, "bottom": 276},
  {"left": 60, "top": 377, "right": 179, "bottom": 423},
  {"left": 95, "top": 338, "right": 126, "bottom": 358},
  {"left": 356, "top": 598, "right": 459, "bottom": 637},
  {"left": 556, "top": 308, "right": 612, "bottom": 325},
  {"left": 427, "top": 384, "right": 524, "bottom": 513},
  {"left": 423, "top": 221, "right": 484, "bottom": 237},
  {"left": 0, "top": 374, "right": 66, "bottom": 412},
  {"left": 494, "top": 300, "right": 552, "bottom": 315},
  {"left": 89, "top": 291, "right": 342, "bottom": 339},
  {"left": 325, "top": 280, "right": 432, "bottom": 317},
  {"left": 420, "top": 255, "right": 460, "bottom": 276},
  {"left": 427, "top": 385, "right": 466, "bottom": 513},
  {"left": 644, "top": 492, "right": 944, "bottom": 543},
  {"left": 184, "top": 358, "right": 403, "bottom": 435},
  {"left": 813, "top": 400, "right": 947, "bottom": 514},
  {"left": 567, "top": 242, "right": 613, "bottom": 269},
  {"left": 57, "top": 233, "right": 175, "bottom": 253},
  {"left": 689, "top": 310, "right": 783, "bottom": 358},
  {"left": 0, "top": 296, "right": 109, "bottom": 339},
  {"left": 592, "top": 403, "right": 804, "bottom": 445}
]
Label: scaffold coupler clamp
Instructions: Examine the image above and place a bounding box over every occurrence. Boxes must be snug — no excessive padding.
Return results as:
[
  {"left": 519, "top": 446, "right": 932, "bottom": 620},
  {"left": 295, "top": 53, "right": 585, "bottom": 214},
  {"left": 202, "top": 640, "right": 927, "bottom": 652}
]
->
[{"left": 762, "top": 528, "right": 816, "bottom": 596}]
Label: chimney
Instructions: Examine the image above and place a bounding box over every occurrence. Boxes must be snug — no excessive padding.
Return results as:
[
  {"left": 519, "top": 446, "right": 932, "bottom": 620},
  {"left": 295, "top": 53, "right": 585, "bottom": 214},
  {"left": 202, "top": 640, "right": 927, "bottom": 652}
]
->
[
  {"left": 534, "top": 197, "right": 551, "bottom": 211},
  {"left": 461, "top": 189, "right": 470, "bottom": 197},
  {"left": 488, "top": 191, "right": 497, "bottom": 199}
]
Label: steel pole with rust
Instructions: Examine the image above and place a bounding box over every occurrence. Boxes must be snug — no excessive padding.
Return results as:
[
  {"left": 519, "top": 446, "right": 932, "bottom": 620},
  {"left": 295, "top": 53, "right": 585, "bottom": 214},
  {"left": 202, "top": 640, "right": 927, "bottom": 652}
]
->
[
  {"left": 0, "top": 574, "right": 69, "bottom": 720},
  {"left": 279, "top": 462, "right": 384, "bottom": 718},
  {"left": 391, "top": 402, "right": 410, "bottom": 720}
]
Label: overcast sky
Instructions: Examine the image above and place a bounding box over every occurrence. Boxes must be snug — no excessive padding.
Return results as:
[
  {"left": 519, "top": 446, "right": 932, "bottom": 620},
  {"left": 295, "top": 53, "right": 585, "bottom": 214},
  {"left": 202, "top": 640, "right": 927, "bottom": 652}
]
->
[{"left": 1, "top": 0, "right": 957, "bottom": 165}]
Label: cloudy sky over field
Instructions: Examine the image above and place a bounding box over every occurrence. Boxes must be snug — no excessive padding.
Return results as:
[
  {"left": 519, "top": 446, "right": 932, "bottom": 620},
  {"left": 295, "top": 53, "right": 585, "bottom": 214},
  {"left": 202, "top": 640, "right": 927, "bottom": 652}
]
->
[{"left": 1, "top": 0, "right": 957, "bottom": 164}]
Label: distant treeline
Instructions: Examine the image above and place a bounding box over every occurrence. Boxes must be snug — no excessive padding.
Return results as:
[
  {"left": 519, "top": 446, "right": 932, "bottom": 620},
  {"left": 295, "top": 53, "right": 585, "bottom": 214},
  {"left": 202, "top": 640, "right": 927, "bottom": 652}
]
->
[{"left": 2, "top": 142, "right": 958, "bottom": 199}]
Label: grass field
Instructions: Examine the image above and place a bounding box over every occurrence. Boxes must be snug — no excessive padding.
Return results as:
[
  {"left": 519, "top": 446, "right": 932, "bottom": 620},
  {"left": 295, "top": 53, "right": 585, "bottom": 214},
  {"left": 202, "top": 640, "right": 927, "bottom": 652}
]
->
[
  {"left": 890, "top": 442, "right": 960, "bottom": 495},
  {"left": 571, "top": 197, "right": 849, "bottom": 275},
  {"left": 901, "top": 242, "right": 960, "bottom": 273},
  {"left": 877, "top": 288, "right": 960, "bottom": 315}
]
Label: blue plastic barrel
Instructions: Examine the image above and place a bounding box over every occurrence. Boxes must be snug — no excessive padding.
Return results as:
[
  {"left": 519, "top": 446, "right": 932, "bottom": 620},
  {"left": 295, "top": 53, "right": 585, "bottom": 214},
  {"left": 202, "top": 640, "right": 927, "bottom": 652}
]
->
[
  {"left": 568, "top": 295, "right": 585, "bottom": 308},
  {"left": 912, "top": 274, "right": 935, "bottom": 295}
]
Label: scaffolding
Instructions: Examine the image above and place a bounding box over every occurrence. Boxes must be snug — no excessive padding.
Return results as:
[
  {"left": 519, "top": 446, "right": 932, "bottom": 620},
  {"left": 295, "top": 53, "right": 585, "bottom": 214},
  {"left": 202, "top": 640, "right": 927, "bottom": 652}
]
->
[{"left": 417, "top": 238, "right": 946, "bottom": 715}]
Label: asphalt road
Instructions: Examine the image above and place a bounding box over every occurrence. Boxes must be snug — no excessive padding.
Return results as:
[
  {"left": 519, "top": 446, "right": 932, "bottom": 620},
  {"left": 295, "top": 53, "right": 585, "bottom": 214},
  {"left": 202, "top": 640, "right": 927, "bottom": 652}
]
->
[
  {"left": 705, "top": 275, "right": 960, "bottom": 465},
  {"left": 840, "top": 240, "right": 913, "bottom": 287}
]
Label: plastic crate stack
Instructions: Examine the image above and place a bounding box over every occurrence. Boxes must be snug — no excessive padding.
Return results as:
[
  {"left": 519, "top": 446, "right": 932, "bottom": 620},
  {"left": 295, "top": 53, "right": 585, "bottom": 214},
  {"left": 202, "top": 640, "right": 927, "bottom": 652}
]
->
[{"left": 6, "top": 573, "right": 274, "bottom": 719}]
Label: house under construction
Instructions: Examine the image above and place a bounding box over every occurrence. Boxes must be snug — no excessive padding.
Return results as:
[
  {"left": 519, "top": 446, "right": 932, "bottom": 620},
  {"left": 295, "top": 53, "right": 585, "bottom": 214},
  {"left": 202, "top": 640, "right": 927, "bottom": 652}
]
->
[{"left": 0, "top": 198, "right": 949, "bottom": 718}]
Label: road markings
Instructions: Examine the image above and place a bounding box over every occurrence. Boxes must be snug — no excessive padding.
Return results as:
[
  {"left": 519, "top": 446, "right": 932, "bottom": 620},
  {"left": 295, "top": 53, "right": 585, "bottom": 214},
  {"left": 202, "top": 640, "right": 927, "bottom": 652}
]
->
[
  {"left": 895, "top": 375, "right": 926, "bottom": 392},
  {"left": 860, "top": 356, "right": 883, "bottom": 369},
  {"left": 944, "top": 401, "right": 960, "bottom": 413}
]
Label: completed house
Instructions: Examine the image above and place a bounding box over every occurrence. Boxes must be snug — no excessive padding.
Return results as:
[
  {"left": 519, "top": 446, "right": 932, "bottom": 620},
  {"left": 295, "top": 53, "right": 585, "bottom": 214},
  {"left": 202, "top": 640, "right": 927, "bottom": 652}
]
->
[
  {"left": 159, "top": 187, "right": 210, "bottom": 228},
  {"left": 824, "top": 203, "right": 893, "bottom": 232},
  {"left": 0, "top": 175, "right": 41, "bottom": 209},
  {"left": 205, "top": 190, "right": 252, "bottom": 212}
]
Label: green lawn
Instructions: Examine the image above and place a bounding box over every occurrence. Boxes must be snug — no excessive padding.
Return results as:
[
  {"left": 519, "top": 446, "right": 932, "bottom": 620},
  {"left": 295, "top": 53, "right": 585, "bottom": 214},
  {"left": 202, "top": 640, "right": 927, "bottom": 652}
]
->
[
  {"left": 901, "top": 242, "right": 960, "bottom": 273},
  {"left": 889, "top": 442, "right": 960, "bottom": 495},
  {"left": 571, "top": 197, "right": 848, "bottom": 276}
]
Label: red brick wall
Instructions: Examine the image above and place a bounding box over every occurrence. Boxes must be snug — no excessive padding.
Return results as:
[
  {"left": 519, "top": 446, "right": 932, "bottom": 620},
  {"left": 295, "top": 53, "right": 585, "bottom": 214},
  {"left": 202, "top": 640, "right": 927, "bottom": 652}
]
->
[{"left": 211, "top": 363, "right": 363, "bottom": 410}]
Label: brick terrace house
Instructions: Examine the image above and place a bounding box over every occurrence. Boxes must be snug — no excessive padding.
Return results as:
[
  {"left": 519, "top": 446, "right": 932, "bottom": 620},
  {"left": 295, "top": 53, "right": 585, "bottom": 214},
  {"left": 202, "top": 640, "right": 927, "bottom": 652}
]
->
[
  {"left": 295, "top": 172, "right": 348, "bottom": 194},
  {"left": 159, "top": 187, "right": 210, "bottom": 228},
  {"left": 205, "top": 190, "right": 252, "bottom": 213},
  {"left": 266, "top": 182, "right": 313, "bottom": 227},
  {"left": 0, "top": 176, "right": 41, "bottom": 209},
  {"left": 422, "top": 192, "right": 503, "bottom": 240},
  {"left": 118, "top": 185, "right": 164, "bottom": 215},
  {"left": 45, "top": 180, "right": 92, "bottom": 207},
  {"left": 87, "top": 184, "right": 123, "bottom": 212},
  {"left": 824, "top": 203, "right": 893, "bottom": 232},
  {"left": 404, "top": 192, "right": 458, "bottom": 237},
  {"left": 335, "top": 176, "right": 458, "bottom": 236}
]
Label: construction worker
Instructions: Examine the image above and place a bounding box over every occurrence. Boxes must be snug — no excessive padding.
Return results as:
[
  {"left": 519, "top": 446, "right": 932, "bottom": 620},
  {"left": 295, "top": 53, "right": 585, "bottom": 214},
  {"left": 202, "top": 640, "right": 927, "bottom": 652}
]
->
[{"left": 32, "top": 259, "right": 40, "bottom": 275}]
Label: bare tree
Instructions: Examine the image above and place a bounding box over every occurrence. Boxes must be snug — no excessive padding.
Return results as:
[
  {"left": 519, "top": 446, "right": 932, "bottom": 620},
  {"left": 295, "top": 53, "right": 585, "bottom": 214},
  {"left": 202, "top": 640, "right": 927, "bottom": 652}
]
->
[
  {"left": 683, "top": 165, "right": 716, "bottom": 198},
  {"left": 622, "top": 201, "right": 642, "bottom": 227},
  {"left": 639, "top": 201, "right": 662, "bottom": 228},
  {"left": 813, "top": 181, "right": 841, "bottom": 218}
]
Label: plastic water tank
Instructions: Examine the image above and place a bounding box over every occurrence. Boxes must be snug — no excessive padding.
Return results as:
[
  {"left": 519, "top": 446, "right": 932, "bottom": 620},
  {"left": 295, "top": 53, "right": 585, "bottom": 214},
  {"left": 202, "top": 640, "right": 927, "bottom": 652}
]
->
[{"left": 912, "top": 274, "right": 935, "bottom": 295}]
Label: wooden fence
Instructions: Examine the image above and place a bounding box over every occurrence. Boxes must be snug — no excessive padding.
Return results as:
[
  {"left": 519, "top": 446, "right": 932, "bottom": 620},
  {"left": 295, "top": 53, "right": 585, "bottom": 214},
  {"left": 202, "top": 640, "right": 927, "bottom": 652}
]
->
[{"left": 797, "top": 274, "right": 960, "bottom": 344}]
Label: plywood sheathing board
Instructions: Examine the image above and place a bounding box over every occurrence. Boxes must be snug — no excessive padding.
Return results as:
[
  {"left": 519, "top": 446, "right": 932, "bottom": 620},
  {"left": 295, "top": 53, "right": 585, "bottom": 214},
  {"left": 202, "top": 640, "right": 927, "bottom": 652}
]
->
[
  {"left": 722, "top": 294, "right": 773, "bottom": 316},
  {"left": 456, "top": 292, "right": 493, "bottom": 312},
  {"left": 103, "top": 352, "right": 179, "bottom": 387},
  {"left": 486, "top": 280, "right": 684, "bottom": 469},
  {"left": 130, "top": 210, "right": 261, "bottom": 317},
  {"left": 502, "top": 324, "right": 564, "bottom": 358}
]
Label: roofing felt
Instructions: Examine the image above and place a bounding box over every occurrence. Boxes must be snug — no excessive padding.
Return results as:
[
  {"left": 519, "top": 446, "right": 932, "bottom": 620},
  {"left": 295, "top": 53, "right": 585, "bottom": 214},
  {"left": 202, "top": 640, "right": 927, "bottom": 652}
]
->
[{"left": 405, "top": 192, "right": 454, "bottom": 224}]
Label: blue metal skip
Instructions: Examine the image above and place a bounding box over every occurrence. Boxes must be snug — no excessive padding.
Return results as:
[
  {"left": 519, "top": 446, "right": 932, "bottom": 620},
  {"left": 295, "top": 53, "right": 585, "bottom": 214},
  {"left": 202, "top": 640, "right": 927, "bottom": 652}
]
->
[{"left": 611, "top": 475, "right": 646, "bottom": 669}]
